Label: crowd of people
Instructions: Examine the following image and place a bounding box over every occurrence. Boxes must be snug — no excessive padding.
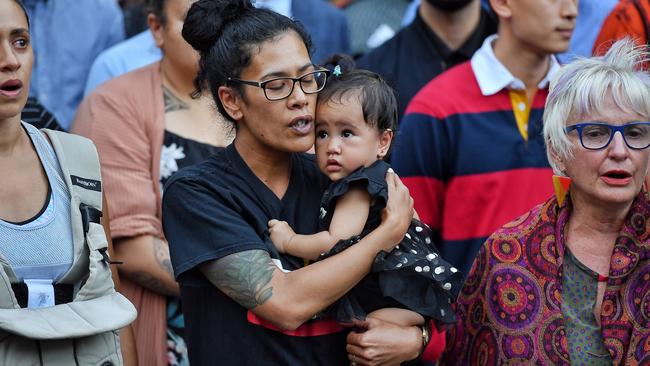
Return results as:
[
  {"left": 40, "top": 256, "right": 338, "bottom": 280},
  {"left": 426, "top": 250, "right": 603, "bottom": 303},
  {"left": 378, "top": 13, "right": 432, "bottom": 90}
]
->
[{"left": 0, "top": 0, "right": 648, "bottom": 365}]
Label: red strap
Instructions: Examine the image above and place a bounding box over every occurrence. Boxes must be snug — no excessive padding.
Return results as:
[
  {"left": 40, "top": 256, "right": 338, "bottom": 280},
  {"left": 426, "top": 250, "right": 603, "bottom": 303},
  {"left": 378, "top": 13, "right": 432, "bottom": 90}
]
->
[
  {"left": 597, "top": 274, "right": 609, "bottom": 282},
  {"left": 247, "top": 311, "right": 345, "bottom": 337}
]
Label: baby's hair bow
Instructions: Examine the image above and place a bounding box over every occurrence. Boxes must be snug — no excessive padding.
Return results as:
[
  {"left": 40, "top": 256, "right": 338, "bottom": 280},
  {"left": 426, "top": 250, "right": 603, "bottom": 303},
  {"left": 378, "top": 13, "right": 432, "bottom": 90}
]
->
[{"left": 332, "top": 65, "right": 342, "bottom": 77}]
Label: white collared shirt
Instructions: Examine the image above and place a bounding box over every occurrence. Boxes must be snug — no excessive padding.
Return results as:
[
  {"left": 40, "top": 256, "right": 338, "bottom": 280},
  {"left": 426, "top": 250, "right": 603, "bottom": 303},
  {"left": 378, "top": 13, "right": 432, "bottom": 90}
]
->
[
  {"left": 471, "top": 35, "right": 560, "bottom": 96},
  {"left": 254, "top": 0, "right": 292, "bottom": 18}
]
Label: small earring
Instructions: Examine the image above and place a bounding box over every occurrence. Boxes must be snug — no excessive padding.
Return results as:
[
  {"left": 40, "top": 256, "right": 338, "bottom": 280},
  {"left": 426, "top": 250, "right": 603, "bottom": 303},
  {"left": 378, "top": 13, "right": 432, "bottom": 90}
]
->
[{"left": 552, "top": 175, "right": 572, "bottom": 206}]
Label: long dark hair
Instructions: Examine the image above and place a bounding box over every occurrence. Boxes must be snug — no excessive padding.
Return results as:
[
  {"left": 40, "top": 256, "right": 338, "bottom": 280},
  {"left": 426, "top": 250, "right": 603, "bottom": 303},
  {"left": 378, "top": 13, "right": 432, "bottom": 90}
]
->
[{"left": 182, "top": 0, "right": 313, "bottom": 123}]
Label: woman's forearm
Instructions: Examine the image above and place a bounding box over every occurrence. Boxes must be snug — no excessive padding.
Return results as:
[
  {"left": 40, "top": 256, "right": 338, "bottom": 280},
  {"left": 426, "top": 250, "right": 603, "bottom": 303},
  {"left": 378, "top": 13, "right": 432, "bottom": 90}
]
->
[
  {"left": 114, "top": 235, "right": 180, "bottom": 297},
  {"left": 200, "top": 222, "right": 403, "bottom": 330}
]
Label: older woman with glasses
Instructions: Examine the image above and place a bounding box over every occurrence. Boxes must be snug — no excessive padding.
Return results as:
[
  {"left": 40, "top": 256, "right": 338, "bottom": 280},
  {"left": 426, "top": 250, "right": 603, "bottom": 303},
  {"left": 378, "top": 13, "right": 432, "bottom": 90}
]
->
[{"left": 443, "top": 38, "right": 650, "bottom": 366}]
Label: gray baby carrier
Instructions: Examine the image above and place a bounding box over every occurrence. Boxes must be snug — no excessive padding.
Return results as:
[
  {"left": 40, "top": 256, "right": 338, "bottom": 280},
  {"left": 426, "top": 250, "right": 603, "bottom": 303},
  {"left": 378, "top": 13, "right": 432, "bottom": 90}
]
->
[{"left": 0, "top": 129, "right": 136, "bottom": 365}]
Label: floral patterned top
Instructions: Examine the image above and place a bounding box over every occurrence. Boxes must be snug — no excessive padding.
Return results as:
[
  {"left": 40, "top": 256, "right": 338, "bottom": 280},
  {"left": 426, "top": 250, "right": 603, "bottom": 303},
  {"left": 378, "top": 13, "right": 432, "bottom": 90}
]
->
[{"left": 443, "top": 191, "right": 649, "bottom": 365}]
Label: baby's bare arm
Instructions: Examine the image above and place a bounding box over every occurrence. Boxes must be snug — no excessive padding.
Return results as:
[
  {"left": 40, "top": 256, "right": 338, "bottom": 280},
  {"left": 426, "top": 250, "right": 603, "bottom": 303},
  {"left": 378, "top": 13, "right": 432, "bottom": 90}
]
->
[{"left": 268, "top": 187, "right": 371, "bottom": 260}]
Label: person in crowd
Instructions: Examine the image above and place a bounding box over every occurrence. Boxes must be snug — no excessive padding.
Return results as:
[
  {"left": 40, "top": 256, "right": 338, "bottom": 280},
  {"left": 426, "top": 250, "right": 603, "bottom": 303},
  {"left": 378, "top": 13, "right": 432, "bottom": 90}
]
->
[
  {"left": 162, "top": 1, "right": 429, "bottom": 364},
  {"left": 266, "top": 55, "right": 461, "bottom": 334},
  {"left": 445, "top": 38, "right": 650, "bottom": 365},
  {"left": 356, "top": 0, "right": 498, "bottom": 122},
  {"left": 21, "top": 97, "right": 64, "bottom": 130},
  {"left": 21, "top": 0, "right": 124, "bottom": 129},
  {"left": 392, "top": 0, "right": 577, "bottom": 277},
  {"left": 256, "top": 0, "right": 350, "bottom": 64},
  {"left": 85, "top": 0, "right": 350, "bottom": 97},
  {"left": 72, "top": 0, "right": 232, "bottom": 364},
  {"left": 555, "top": 0, "right": 618, "bottom": 63},
  {"left": 0, "top": 0, "right": 136, "bottom": 364},
  {"left": 330, "top": 0, "right": 411, "bottom": 57},
  {"left": 593, "top": 0, "right": 650, "bottom": 55}
]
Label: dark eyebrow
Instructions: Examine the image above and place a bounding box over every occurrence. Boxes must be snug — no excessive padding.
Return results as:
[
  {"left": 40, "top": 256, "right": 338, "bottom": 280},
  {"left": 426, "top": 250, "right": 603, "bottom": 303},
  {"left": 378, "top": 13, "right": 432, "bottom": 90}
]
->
[
  {"left": 10, "top": 28, "right": 29, "bottom": 37},
  {"left": 260, "top": 63, "right": 316, "bottom": 80}
]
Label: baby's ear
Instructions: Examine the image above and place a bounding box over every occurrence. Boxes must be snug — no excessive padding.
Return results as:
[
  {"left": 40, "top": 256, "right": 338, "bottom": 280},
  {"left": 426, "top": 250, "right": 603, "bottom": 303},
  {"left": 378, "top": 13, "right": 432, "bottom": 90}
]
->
[{"left": 377, "top": 129, "right": 394, "bottom": 159}]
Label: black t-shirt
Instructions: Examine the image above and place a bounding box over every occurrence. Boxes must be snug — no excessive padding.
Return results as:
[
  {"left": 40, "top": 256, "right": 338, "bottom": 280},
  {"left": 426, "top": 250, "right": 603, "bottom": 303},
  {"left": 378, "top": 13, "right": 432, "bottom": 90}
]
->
[{"left": 162, "top": 145, "right": 348, "bottom": 365}]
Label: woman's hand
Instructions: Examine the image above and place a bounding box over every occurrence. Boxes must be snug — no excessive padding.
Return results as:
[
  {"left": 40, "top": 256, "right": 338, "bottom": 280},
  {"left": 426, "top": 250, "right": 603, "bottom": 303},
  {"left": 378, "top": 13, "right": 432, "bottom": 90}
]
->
[
  {"left": 380, "top": 169, "right": 414, "bottom": 250},
  {"left": 346, "top": 317, "right": 421, "bottom": 366},
  {"left": 268, "top": 219, "right": 296, "bottom": 253}
]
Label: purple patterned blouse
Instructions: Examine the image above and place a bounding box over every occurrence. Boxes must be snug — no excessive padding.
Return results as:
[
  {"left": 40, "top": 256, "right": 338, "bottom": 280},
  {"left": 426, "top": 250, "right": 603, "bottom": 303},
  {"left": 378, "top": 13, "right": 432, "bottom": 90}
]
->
[{"left": 443, "top": 191, "right": 649, "bottom": 365}]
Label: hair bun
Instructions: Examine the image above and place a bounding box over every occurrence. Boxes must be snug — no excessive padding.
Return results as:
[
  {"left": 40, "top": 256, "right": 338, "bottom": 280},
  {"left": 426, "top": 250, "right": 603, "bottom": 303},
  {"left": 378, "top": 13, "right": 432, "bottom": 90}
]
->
[
  {"left": 320, "top": 54, "right": 357, "bottom": 76},
  {"left": 183, "top": 0, "right": 254, "bottom": 52}
]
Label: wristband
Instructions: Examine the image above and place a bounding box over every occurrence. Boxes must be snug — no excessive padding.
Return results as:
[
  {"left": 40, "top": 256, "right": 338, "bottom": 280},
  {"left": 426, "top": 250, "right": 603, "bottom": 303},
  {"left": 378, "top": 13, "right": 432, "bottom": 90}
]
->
[{"left": 419, "top": 321, "right": 432, "bottom": 357}]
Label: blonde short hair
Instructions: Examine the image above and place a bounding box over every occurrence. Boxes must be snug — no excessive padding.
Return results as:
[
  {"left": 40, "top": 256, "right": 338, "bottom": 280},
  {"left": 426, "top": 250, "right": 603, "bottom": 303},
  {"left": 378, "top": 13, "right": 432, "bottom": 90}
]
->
[{"left": 543, "top": 38, "right": 650, "bottom": 174}]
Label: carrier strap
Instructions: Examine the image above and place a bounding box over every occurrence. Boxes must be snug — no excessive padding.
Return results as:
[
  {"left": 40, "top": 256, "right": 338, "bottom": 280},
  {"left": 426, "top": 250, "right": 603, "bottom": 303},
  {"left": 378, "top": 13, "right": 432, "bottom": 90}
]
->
[{"left": 41, "top": 129, "right": 102, "bottom": 211}]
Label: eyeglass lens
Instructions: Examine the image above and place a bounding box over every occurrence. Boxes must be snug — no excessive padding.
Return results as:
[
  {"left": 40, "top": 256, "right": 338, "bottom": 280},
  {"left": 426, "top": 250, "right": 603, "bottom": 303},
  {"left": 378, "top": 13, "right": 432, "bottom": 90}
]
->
[
  {"left": 580, "top": 124, "right": 650, "bottom": 149},
  {"left": 264, "top": 71, "right": 328, "bottom": 100}
]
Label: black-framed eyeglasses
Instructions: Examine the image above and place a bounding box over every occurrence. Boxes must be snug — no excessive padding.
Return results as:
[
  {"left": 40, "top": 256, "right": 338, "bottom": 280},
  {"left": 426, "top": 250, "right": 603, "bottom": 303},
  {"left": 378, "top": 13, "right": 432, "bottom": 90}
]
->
[
  {"left": 565, "top": 122, "right": 650, "bottom": 150},
  {"left": 227, "top": 69, "right": 330, "bottom": 101}
]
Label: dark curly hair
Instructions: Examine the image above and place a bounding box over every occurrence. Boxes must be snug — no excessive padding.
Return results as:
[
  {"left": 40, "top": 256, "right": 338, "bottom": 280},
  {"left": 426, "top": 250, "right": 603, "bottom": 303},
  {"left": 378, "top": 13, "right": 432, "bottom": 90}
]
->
[
  {"left": 319, "top": 54, "right": 398, "bottom": 133},
  {"left": 182, "top": 0, "right": 313, "bottom": 124}
]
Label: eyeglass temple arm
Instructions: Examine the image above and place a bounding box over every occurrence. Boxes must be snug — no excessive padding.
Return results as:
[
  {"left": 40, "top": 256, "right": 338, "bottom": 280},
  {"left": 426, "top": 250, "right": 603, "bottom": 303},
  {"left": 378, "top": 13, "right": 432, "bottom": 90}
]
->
[{"left": 228, "top": 77, "right": 263, "bottom": 87}]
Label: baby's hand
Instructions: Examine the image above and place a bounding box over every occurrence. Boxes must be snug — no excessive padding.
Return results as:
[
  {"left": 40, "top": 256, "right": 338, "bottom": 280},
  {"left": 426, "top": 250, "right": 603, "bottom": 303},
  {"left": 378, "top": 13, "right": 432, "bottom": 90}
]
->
[{"left": 268, "top": 219, "right": 296, "bottom": 253}]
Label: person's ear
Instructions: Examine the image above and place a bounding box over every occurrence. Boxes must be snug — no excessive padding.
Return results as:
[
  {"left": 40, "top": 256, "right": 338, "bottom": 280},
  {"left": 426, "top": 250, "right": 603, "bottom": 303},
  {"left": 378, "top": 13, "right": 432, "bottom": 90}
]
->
[
  {"left": 549, "top": 146, "right": 567, "bottom": 173},
  {"left": 377, "top": 129, "right": 394, "bottom": 159},
  {"left": 219, "top": 86, "right": 244, "bottom": 121},
  {"left": 489, "top": 0, "right": 512, "bottom": 19},
  {"left": 147, "top": 13, "right": 165, "bottom": 49}
]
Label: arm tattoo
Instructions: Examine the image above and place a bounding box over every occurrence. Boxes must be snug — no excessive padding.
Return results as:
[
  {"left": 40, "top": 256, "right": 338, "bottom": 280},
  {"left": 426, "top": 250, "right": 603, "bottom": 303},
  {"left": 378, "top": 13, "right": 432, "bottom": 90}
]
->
[
  {"left": 163, "top": 86, "right": 189, "bottom": 113},
  {"left": 153, "top": 237, "right": 174, "bottom": 278},
  {"left": 127, "top": 238, "right": 177, "bottom": 296},
  {"left": 129, "top": 270, "right": 177, "bottom": 297},
  {"left": 201, "top": 250, "right": 275, "bottom": 309}
]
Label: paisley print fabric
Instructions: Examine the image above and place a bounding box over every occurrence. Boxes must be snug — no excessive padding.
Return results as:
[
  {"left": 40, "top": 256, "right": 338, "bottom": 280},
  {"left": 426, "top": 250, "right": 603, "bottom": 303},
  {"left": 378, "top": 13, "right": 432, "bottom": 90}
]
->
[{"left": 443, "top": 192, "right": 650, "bottom": 365}]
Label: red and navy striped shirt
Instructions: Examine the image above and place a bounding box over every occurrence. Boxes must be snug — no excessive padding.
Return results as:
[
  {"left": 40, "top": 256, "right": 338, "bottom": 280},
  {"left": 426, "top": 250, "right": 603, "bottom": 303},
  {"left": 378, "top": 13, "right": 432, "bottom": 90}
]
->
[{"left": 392, "top": 60, "right": 554, "bottom": 276}]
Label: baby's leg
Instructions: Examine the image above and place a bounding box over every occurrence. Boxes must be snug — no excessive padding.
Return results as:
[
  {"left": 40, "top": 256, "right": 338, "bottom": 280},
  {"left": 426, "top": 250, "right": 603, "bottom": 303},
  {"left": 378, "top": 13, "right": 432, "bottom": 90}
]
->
[{"left": 367, "top": 308, "right": 424, "bottom": 327}]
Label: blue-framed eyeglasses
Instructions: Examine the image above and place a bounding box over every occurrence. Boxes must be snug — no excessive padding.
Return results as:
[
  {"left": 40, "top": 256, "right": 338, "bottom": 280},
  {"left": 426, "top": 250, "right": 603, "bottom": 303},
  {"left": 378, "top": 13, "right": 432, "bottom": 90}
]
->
[
  {"left": 227, "top": 69, "right": 330, "bottom": 101},
  {"left": 565, "top": 122, "right": 650, "bottom": 150}
]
